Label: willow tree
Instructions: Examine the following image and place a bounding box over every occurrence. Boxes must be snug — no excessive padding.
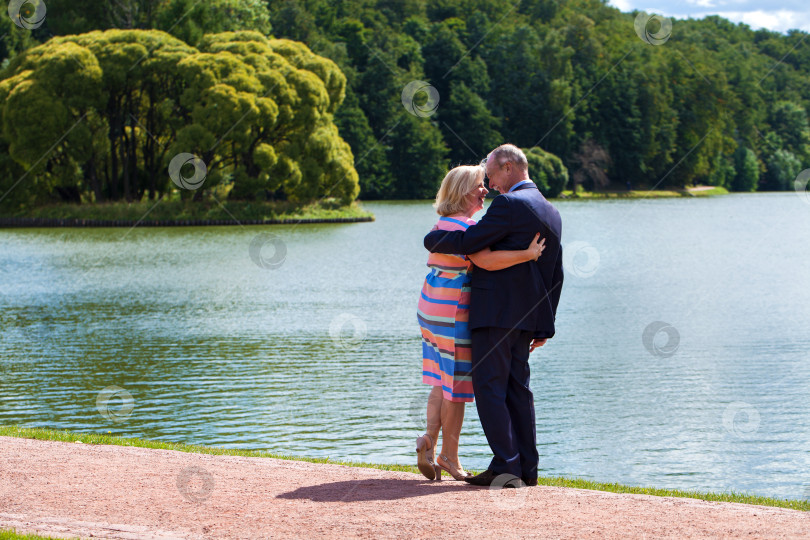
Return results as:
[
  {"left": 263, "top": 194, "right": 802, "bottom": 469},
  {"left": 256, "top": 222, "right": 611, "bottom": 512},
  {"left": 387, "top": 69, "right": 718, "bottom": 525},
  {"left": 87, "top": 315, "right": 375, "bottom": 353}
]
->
[
  {"left": 192, "top": 32, "right": 358, "bottom": 203},
  {"left": 0, "top": 40, "right": 106, "bottom": 207},
  {"left": 0, "top": 29, "right": 359, "bottom": 210}
]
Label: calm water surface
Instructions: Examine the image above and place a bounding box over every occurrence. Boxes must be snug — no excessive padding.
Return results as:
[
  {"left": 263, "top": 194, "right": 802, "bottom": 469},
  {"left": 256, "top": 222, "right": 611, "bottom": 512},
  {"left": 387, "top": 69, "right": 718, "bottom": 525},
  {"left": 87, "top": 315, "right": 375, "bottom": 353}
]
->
[{"left": 1, "top": 193, "right": 809, "bottom": 499}]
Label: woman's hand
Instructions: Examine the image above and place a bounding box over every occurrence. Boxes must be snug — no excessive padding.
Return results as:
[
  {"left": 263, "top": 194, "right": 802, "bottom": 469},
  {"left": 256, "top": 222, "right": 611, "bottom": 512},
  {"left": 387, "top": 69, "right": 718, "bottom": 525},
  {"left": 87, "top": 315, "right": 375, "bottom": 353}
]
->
[{"left": 526, "top": 233, "right": 546, "bottom": 261}]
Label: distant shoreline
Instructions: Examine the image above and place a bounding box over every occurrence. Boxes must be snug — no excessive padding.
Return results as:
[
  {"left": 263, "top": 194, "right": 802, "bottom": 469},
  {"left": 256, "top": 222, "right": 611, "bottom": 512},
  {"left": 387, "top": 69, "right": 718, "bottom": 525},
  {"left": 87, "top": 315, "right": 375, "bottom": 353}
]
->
[
  {"left": 0, "top": 216, "right": 374, "bottom": 228},
  {"left": 0, "top": 199, "right": 374, "bottom": 228},
  {"left": 556, "top": 185, "right": 729, "bottom": 199},
  {"left": 0, "top": 186, "right": 732, "bottom": 228}
]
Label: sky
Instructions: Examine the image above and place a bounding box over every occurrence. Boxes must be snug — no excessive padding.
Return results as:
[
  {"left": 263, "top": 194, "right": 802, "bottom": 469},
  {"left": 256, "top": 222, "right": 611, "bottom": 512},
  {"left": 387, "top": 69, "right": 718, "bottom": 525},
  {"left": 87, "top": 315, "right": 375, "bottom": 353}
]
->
[{"left": 606, "top": 0, "right": 810, "bottom": 33}]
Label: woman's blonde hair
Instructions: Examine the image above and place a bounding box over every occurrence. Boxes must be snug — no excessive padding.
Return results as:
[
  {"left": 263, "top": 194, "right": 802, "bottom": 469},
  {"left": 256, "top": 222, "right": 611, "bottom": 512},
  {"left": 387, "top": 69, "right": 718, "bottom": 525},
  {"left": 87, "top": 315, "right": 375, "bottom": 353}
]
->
[{"left": 433, "top": 165, "right": 485, "bottom": 217}]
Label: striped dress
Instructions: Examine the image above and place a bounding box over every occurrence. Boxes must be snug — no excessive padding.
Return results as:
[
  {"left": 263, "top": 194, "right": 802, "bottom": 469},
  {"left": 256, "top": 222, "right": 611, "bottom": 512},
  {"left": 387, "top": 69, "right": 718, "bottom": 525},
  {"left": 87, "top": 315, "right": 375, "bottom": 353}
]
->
[{"left": 417, "top": 216, "right": 476, "bottom": 402}]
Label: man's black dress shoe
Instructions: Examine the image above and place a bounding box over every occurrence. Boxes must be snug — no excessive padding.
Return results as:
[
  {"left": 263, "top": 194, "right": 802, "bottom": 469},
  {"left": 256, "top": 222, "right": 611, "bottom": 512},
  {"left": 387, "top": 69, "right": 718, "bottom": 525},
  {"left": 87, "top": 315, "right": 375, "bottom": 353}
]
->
[
  {"left": 522, "top": 477, "right": 538, "bottom": 487},
  {"left": 464, "top": 469, "right": 526, "bottom": 488},
  {"left": 464, "top": 469, "right": 498, "bottom": 486}
]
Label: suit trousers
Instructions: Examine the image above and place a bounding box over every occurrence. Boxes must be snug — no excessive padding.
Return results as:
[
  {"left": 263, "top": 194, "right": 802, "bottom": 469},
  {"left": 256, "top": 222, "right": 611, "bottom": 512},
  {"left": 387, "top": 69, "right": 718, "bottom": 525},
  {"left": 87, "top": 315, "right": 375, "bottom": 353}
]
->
[{"left": 471, "top": 326, "right": 539, "bottom": 480}]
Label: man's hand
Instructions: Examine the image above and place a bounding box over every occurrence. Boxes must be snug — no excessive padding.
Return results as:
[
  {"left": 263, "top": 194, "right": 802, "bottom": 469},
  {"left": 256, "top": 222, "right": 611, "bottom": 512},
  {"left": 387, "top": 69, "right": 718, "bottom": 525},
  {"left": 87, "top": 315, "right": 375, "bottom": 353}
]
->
[{"left": 529, "top": 338, "right": 547, "bottom": 352}]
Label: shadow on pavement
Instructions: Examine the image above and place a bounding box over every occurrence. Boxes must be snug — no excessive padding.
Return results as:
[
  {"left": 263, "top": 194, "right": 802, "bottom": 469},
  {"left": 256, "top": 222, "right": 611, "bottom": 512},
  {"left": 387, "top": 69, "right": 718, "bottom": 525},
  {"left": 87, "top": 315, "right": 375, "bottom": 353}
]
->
[{"left": 276, "top": 478, "right": 480, "bottom": 502}]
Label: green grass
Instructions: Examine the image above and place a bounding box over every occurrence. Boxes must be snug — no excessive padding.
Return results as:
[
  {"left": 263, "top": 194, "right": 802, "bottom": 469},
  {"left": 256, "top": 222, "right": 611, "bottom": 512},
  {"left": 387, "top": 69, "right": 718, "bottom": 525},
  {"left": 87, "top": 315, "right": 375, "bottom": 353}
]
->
[
  {"left": 0, "top": 530, "right": 72, "bottom": 540},
  {"left": 2, "top": 425, "right": 807, "bottom": 511},
  {"left": 1, "top": 198, "right": 374, "bottom": 222},
  {"left": 558, "top": 186, "right": 729, "bottom": 198}
]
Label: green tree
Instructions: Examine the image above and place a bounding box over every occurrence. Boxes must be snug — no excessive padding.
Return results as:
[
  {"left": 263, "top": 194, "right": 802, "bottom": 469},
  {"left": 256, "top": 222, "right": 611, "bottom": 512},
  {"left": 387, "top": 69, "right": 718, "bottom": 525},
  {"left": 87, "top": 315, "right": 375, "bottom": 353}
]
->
[
  {"left": 268, "top": 0, "right": 317, "bottom": 42},
  {"left": 334, "top": 87, "right": 393, "bottom": 199},
  {"left": 43, "top": 0, "right": 161, "bottom": 34},
  {"left": 768, "top": 101, "right": 810, "bottom": 162},
  {"left": 524, "top": 146, "right": 569, "bottom": 198},
  {"left": 763, "top": 149, "right": 801, "bottom": 191},
  {"left": 0, "top": 13, "right": 38, "bottom": 65},
  {"left": 731, "top": 146, "right": 759, "bottom": 192},
  {"left": 387, "top": 111, "right": 448, "bottom": 199},
  {"left": 0, "top": 40, "right": 105, "bottom": 206},
  {"left": 7, "top": 0, "right": 810, "bottom": 201},
  {"left": 0, "top": 29, "right": 359, "bottom": 209},
  {"left": 439, "top": 82, "right": 502, "bottom": 164},
  {"left": 154, "top": 0, "right": 272, "bottom": 46}
]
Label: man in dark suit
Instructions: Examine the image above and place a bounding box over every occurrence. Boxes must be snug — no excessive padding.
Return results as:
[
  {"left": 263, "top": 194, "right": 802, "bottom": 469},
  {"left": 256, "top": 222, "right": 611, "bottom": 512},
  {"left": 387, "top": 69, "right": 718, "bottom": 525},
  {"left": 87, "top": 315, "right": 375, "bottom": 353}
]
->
[{"left": 423, "top": 144, "right": 564, "bottom": 488}]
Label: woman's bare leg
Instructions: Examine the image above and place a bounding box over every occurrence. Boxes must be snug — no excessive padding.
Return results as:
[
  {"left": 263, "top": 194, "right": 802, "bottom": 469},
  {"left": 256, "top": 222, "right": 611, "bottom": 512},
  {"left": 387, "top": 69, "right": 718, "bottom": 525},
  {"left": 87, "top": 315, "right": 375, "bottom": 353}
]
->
[
  {"left": 439, "top": 399, "right": 466, "bottom": 466},
  {"left": 425, "top": 386, "right": 443, "bottom": 446}
]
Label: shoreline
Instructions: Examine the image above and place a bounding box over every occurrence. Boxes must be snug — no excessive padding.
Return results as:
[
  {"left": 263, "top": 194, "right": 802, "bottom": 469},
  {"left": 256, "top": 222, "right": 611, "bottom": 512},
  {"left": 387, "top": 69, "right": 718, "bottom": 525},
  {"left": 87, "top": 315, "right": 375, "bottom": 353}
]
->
[
  {"left": 2, "top": 426, "right": 809, "bottom": 540},
  {"left": 557, "top": 185, "right": 729, "bottom": 199},
  {"left": 0, "top": 199, "right": 374, "bottom": 229},
  {"left": 0, "top": 186, "right": 729, "bottom": 228},
  {"left": 0, "top": 215, "right": 374, "bottom": 228},
  {"left": 1, "top": 425, "right": 806, "bottom": 512}
]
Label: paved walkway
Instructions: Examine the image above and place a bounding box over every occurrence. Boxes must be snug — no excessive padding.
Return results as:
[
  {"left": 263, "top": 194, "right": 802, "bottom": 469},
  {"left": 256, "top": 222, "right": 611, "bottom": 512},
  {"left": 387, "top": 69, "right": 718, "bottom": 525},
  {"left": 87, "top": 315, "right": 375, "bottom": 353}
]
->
[{"left": 1, "top": 436, "right": 808, "bottom": 539}]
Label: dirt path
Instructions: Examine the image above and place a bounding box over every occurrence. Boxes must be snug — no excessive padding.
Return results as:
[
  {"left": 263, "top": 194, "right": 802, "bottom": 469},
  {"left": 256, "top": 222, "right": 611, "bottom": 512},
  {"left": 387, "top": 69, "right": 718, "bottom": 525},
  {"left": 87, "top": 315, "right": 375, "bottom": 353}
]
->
[{"left": 1, "top": 436, "right": 808, "bottom": 539}]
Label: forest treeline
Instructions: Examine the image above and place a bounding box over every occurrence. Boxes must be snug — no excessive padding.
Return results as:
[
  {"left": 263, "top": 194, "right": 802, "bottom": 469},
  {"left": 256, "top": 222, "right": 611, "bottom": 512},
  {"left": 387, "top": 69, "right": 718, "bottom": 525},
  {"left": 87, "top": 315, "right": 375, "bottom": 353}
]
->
[{"left": 1, "top": 0, "right": 809, "bottom": 208}]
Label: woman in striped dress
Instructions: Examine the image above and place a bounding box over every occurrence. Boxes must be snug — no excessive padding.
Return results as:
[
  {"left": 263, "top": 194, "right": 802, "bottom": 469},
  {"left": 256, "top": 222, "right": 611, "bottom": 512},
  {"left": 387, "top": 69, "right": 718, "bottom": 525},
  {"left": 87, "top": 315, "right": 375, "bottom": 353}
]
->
[{"left": 416, "top": 165, "right": 546, "bottom": 480}]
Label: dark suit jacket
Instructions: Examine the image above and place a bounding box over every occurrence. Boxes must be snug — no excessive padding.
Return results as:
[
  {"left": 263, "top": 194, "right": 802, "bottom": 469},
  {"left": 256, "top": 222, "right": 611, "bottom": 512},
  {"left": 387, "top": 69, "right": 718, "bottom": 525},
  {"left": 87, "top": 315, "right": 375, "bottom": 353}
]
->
[{"left": 423, "top": 182, "right": 563, "bottom": 339}]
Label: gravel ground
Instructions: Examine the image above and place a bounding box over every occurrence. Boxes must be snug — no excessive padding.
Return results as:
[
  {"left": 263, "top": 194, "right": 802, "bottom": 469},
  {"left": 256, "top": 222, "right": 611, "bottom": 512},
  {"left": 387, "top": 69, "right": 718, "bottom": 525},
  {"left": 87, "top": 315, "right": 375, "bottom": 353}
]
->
[{"left": 1, "top": 436, "right": 808, "bottom": 539}]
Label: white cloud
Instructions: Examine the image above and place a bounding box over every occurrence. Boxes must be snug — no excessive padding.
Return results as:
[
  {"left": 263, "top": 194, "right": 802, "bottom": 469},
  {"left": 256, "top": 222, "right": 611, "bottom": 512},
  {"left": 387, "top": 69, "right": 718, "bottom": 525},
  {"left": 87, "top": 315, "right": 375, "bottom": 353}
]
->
[
  {"left": 713, "top": 9, "right": 810, "bottom": 32},
  {"left": 606, "top": 0, "right": 810, "bottom": 32},
  {"left": 687, "top": 0, "right": 717, "bottom": 8},
  {"left": 611, "top": 0, "right": 634, "bottom": 11}
]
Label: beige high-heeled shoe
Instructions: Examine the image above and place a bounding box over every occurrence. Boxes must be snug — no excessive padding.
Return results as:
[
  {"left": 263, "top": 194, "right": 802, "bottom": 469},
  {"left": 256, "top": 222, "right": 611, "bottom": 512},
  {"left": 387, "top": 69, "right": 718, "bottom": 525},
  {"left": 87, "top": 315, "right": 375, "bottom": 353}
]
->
[
  {"left": 415, "top": 434, "right": 441, "bottom": 480},
  {"left": 436, "top": 453, "right": 471, "bottom": 481}
]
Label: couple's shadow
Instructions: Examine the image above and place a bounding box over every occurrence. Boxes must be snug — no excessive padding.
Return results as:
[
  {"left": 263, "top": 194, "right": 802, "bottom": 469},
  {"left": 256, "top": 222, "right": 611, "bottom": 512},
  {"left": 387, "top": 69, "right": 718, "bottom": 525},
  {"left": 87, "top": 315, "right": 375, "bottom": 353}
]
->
[{"left": 277, "top": 478, "right": 475, "bottom": 502}]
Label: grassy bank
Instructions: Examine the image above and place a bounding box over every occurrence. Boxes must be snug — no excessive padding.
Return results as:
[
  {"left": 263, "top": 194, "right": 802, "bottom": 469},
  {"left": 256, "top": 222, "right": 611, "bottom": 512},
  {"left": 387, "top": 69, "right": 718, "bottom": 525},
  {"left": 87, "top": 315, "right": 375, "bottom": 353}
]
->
[
  {"left": 0, "top": 198, "right": 373, "bottom": 223},
  {"left": 558, "top": 186, "right": 729, "bottom": 198},
  {"left": 0, "top": 186, "right": 729, "bottom": 225},
  {"left": 0, "top": 531, "right": 59, "bottom": 540},
  {"left": 1, "top": 425, "right": 807, "bottom": 512}
]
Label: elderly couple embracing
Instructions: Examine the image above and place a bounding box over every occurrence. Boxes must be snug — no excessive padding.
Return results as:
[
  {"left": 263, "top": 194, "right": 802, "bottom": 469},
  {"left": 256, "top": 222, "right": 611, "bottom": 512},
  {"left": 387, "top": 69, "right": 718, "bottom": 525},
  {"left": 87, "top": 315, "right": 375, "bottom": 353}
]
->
[{"left": 416, "top": 144, "right": 564, "bottom": 488}]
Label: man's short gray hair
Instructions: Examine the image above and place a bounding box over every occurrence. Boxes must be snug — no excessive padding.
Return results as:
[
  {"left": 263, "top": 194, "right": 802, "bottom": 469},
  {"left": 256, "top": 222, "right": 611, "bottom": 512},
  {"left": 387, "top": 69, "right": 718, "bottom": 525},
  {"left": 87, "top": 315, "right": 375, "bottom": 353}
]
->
[{"left": 486, "top": 144, "right": 528, "bottom": 171}]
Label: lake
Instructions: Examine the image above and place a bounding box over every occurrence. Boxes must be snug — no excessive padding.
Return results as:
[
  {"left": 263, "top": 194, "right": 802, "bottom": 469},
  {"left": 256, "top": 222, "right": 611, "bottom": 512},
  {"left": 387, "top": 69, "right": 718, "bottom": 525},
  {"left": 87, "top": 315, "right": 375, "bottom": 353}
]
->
[{"left": 1, "top": 193, "right": 809, "bottom": 500}]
